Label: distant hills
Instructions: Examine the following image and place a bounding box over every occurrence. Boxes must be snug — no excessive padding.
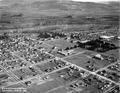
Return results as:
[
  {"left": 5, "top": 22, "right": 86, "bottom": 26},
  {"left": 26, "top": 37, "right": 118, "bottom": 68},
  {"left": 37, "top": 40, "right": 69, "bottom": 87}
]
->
[
  {"left": 0, "top": 0, "right": 119, "bottom": 30},
  {"left": 0, "top": 0, "right": 119, "bottom": 16}
]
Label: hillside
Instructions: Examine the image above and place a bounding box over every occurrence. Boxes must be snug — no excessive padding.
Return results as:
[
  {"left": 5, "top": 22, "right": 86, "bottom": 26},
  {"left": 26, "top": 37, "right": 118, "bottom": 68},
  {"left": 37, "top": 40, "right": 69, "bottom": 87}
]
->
[
  {"left": 0, "top": 0, "right": 119, "bottom": 31},
  {"left": 0, "top": 0, "right": 119, "bottom": 16}
]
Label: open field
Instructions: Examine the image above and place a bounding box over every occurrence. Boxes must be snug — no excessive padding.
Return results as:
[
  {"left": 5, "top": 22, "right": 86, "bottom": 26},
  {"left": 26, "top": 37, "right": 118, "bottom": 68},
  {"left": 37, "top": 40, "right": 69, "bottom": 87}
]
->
[
  {"left": 27, "top": 78, "right": 64, "bottom": 93},
  {"left": 64, "top": 52, "right": 117, "bottom": 71},
  {"left": 48, "top": 87, "right": 67, "bottom": 93},
  {"left": 45, "top": 38, "right": 77, "bottom": 50}
]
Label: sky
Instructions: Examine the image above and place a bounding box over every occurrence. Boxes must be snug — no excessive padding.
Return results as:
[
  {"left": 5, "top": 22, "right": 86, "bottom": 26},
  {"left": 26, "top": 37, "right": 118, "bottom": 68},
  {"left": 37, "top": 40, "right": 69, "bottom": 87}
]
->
[
  {"left": 72, "top": 0, "right": 119, "bottom": 3},
  {"left": 0, "top": 0, "right": 119, "bottom": 2},
  {"left": 0, "top": 0, "right": 119, "bottom": 3}
]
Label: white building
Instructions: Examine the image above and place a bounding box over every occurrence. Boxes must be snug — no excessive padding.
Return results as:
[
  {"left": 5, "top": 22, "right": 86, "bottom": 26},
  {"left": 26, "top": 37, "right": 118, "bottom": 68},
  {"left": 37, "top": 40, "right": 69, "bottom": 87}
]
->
[
  {"left": 94, "top": 54, "right": 104, "bottom": 60},
  {"left": 100, "top": 35, "right": 115, "bottom": 41},
  {"left": 57, "top": 49, "right": 74, "bottom": 56},
  {"left": 80, "top": 40, "right": 90, "bottom": 43},
  {"left": 117, "top": 36, "right": 120, "bottom": 40}
]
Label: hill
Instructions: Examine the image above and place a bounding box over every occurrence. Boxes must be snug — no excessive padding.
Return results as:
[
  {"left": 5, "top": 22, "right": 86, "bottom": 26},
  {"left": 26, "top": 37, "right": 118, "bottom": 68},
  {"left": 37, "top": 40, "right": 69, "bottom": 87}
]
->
[
  {"left": 0, "top": 0, "right": 119, "bottom": 31},
  {"left": 0, "top": 0, "right": 119, "bottom": 16}
]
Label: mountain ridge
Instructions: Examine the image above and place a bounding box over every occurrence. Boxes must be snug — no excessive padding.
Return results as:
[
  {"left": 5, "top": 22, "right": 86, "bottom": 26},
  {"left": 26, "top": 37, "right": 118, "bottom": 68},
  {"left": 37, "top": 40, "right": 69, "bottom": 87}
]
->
[{"left": 0, "top": 0, "right": 119, "bottom": 16}]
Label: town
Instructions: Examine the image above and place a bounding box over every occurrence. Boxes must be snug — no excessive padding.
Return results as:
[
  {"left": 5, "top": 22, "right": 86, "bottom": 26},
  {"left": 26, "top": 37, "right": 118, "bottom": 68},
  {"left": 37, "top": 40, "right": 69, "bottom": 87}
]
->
[{"left": 0, "top": 28, "right": 119, "bottom": 93}]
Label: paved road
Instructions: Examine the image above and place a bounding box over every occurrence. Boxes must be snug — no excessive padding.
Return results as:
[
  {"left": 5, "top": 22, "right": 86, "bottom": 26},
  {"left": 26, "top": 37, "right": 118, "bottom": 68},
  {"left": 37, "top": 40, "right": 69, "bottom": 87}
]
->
[
  {"left": 44, "top": 42, "right": 120, "bottom": 86},
  {"left": 61, "top": 58, "right": 120, "bottom": 85}
]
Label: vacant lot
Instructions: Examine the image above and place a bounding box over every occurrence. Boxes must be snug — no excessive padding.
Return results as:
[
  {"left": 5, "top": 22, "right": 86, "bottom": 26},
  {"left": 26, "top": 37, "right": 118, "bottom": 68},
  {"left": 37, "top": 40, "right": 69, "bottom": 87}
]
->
[
  {"left": 45, "top": 38, "right": 76, "bottom": 49},
  {"left": 64, "top": 54, "right": 90, "bottom": 68},
  {"left": 27, "top": 78, "right": 64, "bottom": 93},
  {"left": 64, "top": 53, "right": 115, "bottom": 71},
  {"left": 104, "top": 49, "right": 120, "bottom": 60},
  {"left": 48, "top": 87, "right": 67, "bottom": 93}
]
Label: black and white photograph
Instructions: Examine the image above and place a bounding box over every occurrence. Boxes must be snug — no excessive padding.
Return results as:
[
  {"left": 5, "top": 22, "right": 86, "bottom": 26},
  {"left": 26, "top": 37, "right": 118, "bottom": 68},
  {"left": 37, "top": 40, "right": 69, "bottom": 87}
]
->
[{"left": 0, "top": 0, "right": 119, "bottom": 93}]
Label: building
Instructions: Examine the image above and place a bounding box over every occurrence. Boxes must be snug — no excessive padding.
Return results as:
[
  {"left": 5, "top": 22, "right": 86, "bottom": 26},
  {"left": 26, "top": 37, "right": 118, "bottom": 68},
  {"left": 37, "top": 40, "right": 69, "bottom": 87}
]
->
[
  {"left": 94, "top": 54, "right": 104, "bottom": 60},
  {"left": 57, "top": 49, "right": 74, "bottom": 56},
  {"left": 57, "top": 50, "right": 69, "bottom": 56},
  {"left": 80, "top": 40, "right": 90, "bottom": 43},
  {"left": 100, "top": 35, "right": 115, "bottom": 41},
  {"left": 117, "top": 36, "right": 120, "bottom": 40}
]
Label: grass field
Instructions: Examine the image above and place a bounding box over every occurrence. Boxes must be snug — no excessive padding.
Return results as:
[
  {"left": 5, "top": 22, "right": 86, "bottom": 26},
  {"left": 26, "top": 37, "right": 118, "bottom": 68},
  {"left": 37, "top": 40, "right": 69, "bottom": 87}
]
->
[
  {"left": 103, "top": 49, "right": 120, "bottom": 60},
  {"left": 45, "top": 38, "right": 76, "bottom": 50},
  {"left": 27, "top": 78, "right": 64, "bottom": 93},
  {"left": 64, "top": 53, "right": 116, "bottom": 71},
  {"left": 48, "top": 87, "right": 67, "bottom": 93},
  {"left": 4, "top": 78, "right": 64, "bottom": 93},
  {"left": 6, "top": 83, "right": 26, "bottom": 88},
  {"left": 64, "top": 53, "right": 90, "bottom": 67}
]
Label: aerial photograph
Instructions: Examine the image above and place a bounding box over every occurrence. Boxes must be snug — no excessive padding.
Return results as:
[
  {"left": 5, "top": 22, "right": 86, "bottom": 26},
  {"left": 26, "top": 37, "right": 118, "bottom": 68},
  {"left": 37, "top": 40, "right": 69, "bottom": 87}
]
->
[{"left": 0, "top": 0, "right": 119, "bottom": 93}]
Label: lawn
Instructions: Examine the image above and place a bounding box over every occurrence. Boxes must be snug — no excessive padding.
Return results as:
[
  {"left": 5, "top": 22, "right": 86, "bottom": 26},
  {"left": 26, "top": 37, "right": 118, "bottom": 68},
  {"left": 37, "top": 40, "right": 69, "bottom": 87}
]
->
[{"left": 64, "top": 54, "right": 90, "bottom": 68}]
